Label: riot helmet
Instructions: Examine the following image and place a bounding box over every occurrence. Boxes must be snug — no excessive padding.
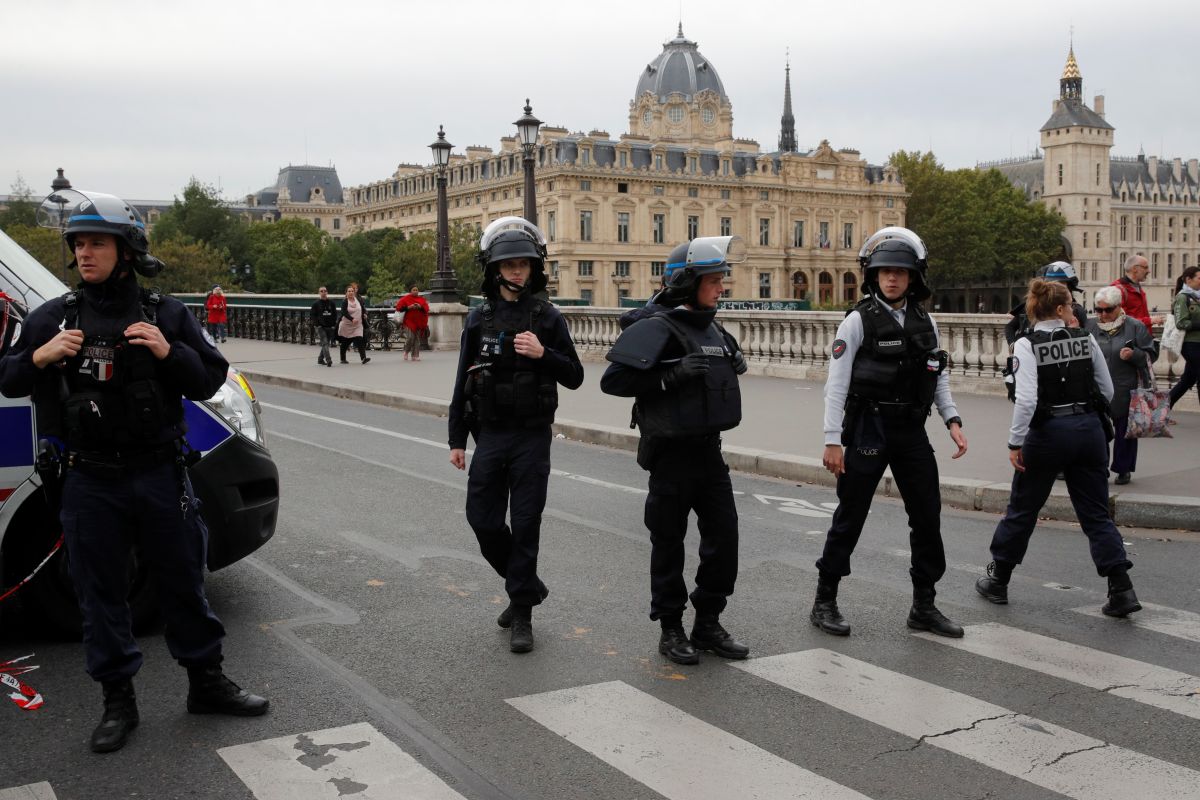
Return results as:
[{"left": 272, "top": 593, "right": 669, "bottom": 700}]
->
[
  {"left": 659, "top": 235, "right": 745, "bottom": 307},
  {"left": 1037, "top": 260, "right": 1079, "bottom": 293},
  {"left": 858, "top": 226, "right": 930, "bottom": 302},
  {"left": 37, "top": 189, "right": 164, "bottom": 278},
  {"left": 477, "top": 216, "right": 547, "bottom": 298}
]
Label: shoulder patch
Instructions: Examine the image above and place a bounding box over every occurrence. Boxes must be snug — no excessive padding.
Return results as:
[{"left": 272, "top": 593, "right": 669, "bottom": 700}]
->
[
  {"left": 1010, "top": 356, "right": 1019, "bottom": 374},
  {"left": 832, "top": 339, "right": 847, "bottom": 359},
  {"left": 201, "top": 328, "right": 217, "bottom": 348}
]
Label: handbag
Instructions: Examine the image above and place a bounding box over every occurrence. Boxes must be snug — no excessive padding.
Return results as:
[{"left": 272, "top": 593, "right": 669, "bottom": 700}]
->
[
  {"left": 1125, "top": 355, "right": 1175, "bottom": 439},
  {"left": 1161, "top": 313, "right": 1185, "bottom": 357}
]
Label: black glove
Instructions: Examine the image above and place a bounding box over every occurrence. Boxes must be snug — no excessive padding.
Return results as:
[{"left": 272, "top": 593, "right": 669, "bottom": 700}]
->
[
  {"left": 662, "top": 353, "right": 710, "bottom": 390},
  {"left": 731, "top": 348, "right": 748, "bottom": 375},
  {"left": 1189, "top": 319, "right": 1200, "bottom": 331}
]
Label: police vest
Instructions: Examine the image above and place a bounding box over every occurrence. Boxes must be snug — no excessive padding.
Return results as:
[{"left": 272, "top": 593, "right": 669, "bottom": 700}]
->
[
  {"left": 847, "top": 299, "right": 940, "bottom": 412},
  {"left": 636, "top": 316, "right": 742, "bottom": 439},
  {"left": 466, "top": 299, "right": 558, "bottom": 426},
  {"left": 59, "top": 289, "right": 177, "bottom": 451},
  {"left": 1029, "top": 328, "right": 1094, "bottom": 411}
]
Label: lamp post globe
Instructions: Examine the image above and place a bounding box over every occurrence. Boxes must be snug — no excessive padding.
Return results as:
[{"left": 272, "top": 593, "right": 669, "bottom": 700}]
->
[
  {"left": 428, "top": 125, "right": 458, "bottom": 303},
  {"left": 514, "top": 99, "right": 542, "bottom": 225}
]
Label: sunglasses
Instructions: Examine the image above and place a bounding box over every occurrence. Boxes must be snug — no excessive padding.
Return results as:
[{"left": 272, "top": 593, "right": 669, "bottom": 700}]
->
[{"left": 1095, "top": 305, "right": 1118, "bottom": 314}]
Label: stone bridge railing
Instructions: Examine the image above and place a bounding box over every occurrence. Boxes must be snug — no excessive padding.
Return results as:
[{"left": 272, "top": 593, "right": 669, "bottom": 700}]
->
[{"left": 186, "top": 304, "right": 407, "bottom": 350}]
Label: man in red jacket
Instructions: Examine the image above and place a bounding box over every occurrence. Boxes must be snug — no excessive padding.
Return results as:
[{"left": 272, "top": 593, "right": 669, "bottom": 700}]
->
[
  {"left": 1111, "top": 256, "right": 1163, "bottom": 330},
  {"left": 395, "top": 285, "right": 430, "bottom": 361}
]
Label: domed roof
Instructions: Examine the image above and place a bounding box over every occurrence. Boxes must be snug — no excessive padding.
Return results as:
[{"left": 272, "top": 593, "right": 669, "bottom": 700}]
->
[{"left": 634, "top": 25, "right": 728, "bottom": 103}]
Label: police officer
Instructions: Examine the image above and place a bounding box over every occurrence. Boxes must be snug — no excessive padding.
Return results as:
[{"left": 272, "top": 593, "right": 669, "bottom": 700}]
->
[
  {"left": 1004, "top": 261, "right": 1087, "bottom": 345},
  {"left": 975, "top": 278, "right": 1140, "bottom": 616},
  {"left": 0, "top": 191, "right": 267, "bottom": 753},
  {"left": 814, "top": 226, "right": 967, "bottom": 639},
  {"left": 447, "top": 217, "right": 583, "bottom": 654},
  {"left": 601, "top": 236, "right": 750, "bottom": 665}
]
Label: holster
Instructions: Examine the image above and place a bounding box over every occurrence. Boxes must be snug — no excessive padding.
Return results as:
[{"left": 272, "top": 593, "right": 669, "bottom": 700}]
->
[{"left": 636, "top": 436, "right": 661, "bottom": 471}]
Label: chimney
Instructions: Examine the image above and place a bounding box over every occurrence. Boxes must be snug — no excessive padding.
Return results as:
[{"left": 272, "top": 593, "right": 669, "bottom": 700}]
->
[
  {"left": 1173, "top": 158, "right": 1183, "bottom": 183},
  {"left": 1093, "top": 95, "right": 1105, "bottom": 118},
  {"left": 1147, "top": 155, "right": 1158, "bottom": 183},
  {"left": 1189, "top": 159, "right": 1199, "bottom": 184}
]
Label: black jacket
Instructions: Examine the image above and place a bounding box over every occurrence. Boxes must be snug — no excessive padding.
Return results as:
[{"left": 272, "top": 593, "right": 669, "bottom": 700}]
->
[{"left": 311, "top": 298, "right": 337, "bottom": 329}]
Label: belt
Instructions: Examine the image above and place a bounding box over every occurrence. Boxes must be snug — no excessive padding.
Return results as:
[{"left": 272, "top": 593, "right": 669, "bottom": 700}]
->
[
  {"left": 68, "top": 443, "right": 180, "bottom": 472},
  {"left": 866, "top": 402, "right": 925, "bottom": 420},
  {"left": 1046, "top": 403, "right": 1091, "bottom": 418}
]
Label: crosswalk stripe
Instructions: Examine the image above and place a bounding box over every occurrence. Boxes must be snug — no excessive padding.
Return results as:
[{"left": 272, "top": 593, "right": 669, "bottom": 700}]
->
[
  {"left": 0, "top": 784, "right": 56, "bottom": 800},
  {"left": 507, "top": 680, "right": 875, "bottom": 800},
  {"left": 735, "top": 649, "right": 1200, "bottom": 800},
  {"left": 217, "top": 722, "right": 467, "bottom": 800},
  {"left": 913, "top": 623, "right": 1200, "bottom": 720},
  {"left": 1072, "top": 602, "right": 1200, "bottom": 643}
]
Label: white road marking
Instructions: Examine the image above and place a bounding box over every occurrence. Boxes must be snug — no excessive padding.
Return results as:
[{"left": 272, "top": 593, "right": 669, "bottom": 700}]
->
[
  {"left": 218, "top": 722, "right": 467, "bottom": 800},
  {"left": 736, "top": 649, "right": 1200, "bottom": 800},
  {"left": 914, "top": 623, "right": 1200, "bottom": 720},
  {"left": 507, "top": 680, "right": 874, "bottom": 800},
  {"left": 753, "top": 494, "right": 835, "bottom": 518},
  {"left": 0, "top": 784, "right": 57, "bottom": 800},
  {"left": 1072, "top": 601, "right": 1200, "bottom": 642}
]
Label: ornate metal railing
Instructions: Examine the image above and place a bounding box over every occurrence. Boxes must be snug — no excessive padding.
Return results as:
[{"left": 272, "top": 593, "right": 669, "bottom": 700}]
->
[{"left": 184, "top": 304, "right": 406, "bottom": 350}]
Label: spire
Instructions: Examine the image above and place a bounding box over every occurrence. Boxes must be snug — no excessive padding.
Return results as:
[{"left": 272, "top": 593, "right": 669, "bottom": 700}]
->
[
  {"left": 1060, "top": 42, "right": 1082, "bottom": 100},
  {"left": 779, "top": 55, "right": 797, "bottom": 153}
]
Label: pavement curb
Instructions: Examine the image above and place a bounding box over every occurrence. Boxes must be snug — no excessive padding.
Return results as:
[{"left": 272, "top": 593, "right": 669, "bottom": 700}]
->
[{"left": 243, "top": 369, "right": 1197, "bottom": 532}]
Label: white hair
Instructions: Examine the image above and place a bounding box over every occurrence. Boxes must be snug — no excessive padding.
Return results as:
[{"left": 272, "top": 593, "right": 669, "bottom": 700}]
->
[
  {"left": 1124, "top": 254, "right": 1147, "bottom": 272},
  {"left": 1094, "top": 285, "right": 1123, "bottom": 308}
]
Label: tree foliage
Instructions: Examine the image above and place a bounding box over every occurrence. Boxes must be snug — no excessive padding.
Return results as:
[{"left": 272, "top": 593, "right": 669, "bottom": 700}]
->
[
  {"left": 369, "top": 223, "right": 481, "bottom": 303},
  {"left": 888, "top": 150, "right": 1065, "bottom": 303},
  {"left": 244, "top": 218, "right": 331, "bottom": 293},
  {"left": 5, "top": 225, "right": 63, "bottom": 273},
  {"left": 0, "top": 176, "right": 38, "bottom": 231},
  {"left": 148, "top": 238, "right": 229, "bottom": 294},
  {"left": 150, "top": 179, "right": 249, "bottom": 266}
]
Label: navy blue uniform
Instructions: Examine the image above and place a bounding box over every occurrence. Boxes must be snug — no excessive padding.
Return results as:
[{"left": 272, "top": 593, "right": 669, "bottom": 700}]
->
[
  {"left": 448, "top": 294, "right": 583, "bottom": 606},
  {"left": 988, "top": 320, "right": 1130, "bottom": 575},
  {"left": 0, "top": 275, "right": 229, "bottom": 683}
]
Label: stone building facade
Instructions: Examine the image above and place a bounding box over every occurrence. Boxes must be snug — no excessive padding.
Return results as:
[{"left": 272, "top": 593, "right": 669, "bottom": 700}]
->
[
  {"left": 342, "top": 26, "right": 906, "bottom": 305},
  {"left": 244, "top": 165, "right": 347, "bottom": 238},
  {"left": 986, "top": 46, "right": 1200, "bottom": 312}
]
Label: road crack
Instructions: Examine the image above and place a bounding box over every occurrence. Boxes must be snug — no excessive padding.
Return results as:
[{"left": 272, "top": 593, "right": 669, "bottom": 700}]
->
[
  {"left": 872, "top": 713, "right": 1016, "bottom": 759},
  {"left": 1030, "top": 742, "right": 1109, "bottom": 772}
]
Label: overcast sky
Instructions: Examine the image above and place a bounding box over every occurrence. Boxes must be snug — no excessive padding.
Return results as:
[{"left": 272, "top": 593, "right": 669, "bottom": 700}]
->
[{"left": 3, "top": 0, "right": 1196, "bottom": 203}]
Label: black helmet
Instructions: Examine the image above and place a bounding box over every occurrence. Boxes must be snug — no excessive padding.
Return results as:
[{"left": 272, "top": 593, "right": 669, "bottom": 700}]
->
[
  {"left": 37, "top": 189, "right": 163, "bottom": 278},
  {"left": 858, "top": 226, "right": 930, "bottom": 302},
  {"left": 477, "top": 216, "right": 547, "bottom": 297},
  {"left": 660, "top": 235, "right": 745, "bottom": 306}
]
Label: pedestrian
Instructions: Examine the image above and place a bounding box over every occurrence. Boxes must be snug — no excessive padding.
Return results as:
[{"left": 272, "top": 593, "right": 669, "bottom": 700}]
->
[
  {"left": 813, "top": 226, "right": 967, "bottom": 639},
  {"left": 204, "top": 284, "right": 227, "bottom": 343},
  {"left": 394, "top": 285, "right": 430, "bottom": 361},
  {"left": 975, "top": 278, "right": 1141, "bottom": 617},
  {"left": 1168, "top": 266, "right": 1200, "bottom": 408},
  {"left": 1085, "top": 286, "right": 1157, "bottom": 485},
  {"left": 0, "top": 190, "right": 267, "bottom": 754},
  {"left": 1111, "top": 255, "right": 1163, "bottom": 330},
  {"left": 337, "top": 283, "right": 370, "bottom": 364},
  {"left": 310, "top": 286, "right": 337, "bottom": 367},
  {"left": 447, "top": 217, "right": 583, "bottom": 654},
  {"left": 601, "top": 236, "right": 751, "bottom": 665}
]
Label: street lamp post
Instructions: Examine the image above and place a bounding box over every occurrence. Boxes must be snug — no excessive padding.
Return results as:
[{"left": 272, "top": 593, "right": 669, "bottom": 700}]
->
[
  {"left": 427, "top": 125, "right": 458, "bottom": 304},
  {"left": 514, "top": 99, "right": 542, "bottom": 225},
  {"left": 49, "top": 168, "right": 72, "bottom": 282}
]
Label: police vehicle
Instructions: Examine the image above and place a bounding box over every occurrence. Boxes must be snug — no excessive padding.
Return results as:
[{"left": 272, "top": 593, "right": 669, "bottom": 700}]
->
[{"left": 0, "top": 227, "right": 279, "bottom": 634}]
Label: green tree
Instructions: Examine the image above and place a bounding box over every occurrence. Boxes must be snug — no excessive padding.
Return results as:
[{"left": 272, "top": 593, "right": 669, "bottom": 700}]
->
[
  {"left": 150, "top": 179, "right": 249, "bottom": 265},
  {"left": 369, "top": 223, "right": 480, "bottom": 303},
  {"left": 0, "top": 176, "right": 38, "bottom": 231},
  {"left": 245, "top": 217, "right": 330, "bottom": 293},
  {"left": 149, "top": 238, "right": 228, "bottom": 294},
  {"left": 5, "top": 225, "right": 63, "bottom": 273}
]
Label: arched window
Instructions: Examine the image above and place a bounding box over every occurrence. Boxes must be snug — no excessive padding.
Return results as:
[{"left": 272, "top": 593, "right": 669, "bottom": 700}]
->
[
  {"left": 818, "top": 271, "right": 834, "bottom": 303},
  {"left": 792, "top": 271, "right": 808, "bottom": 300}
]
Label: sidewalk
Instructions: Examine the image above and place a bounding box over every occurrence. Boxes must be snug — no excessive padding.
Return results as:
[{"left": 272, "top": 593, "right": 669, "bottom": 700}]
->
[{"left": 220, "top": 338, "right": 1200, "bottom": 531}]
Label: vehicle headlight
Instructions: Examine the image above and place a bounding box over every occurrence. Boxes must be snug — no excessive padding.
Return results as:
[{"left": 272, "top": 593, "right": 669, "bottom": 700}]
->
[{"left": 207, "top": 376, "right": 265, "bottom": 446}]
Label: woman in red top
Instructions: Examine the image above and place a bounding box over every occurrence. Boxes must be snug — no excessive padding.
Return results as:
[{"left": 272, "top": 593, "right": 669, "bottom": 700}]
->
[
  {"left": 394, "top": 285, "right": 430, "bottom": 361},
  {"left": 204, "top": 285, "right": 228, "bottom": 343}
]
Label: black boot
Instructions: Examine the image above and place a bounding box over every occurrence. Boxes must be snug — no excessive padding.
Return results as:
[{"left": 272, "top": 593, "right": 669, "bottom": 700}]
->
[
  {"left": 496, "top": 603, "right": 514, "bottom": 629},
  {"left": 974, "top": 560, "right": 1013, "bottom": 605},
  {"left": 690, "top": 615, "right": 750, "bottom": 659},
  {"left": 187, "top": 665, "right": 269, "bottom": 716},
  {"left": 659, "top": 620, "right": 699, "bottom": 665},
  {"left": 810, "top": 575, "right": 850, "bottom": 636},
  {"left": 509, "top": 605, "right": 534, "bottom": 653},
  {"left": 907, "top": 584, "right": 964, "bottom": 638},
  {"left": 1101, "top": 570, "right": 1142, "bottom": 617},
  {"left": 91, "top": 679, "right": 139, "bottom": 754}
]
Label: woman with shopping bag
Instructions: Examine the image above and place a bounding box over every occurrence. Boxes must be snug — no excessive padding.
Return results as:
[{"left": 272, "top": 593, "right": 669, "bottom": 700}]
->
[
  {"left": 1168, "top": 267, "right": 1200, "bottom": 408},
  {"left": 1084, "top": 286, "right": 1158, "bottom": 485}
]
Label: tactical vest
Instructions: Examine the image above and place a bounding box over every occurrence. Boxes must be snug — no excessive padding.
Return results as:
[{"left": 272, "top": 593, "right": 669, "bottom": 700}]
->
[
  {"left": 847, "top": 299, "right": 941, "bottom": 413},
  {"left": 636, "top": 316, "right": 742, "bottom": 439},
  {"left": 465, "top": 299, "right": 558, "bottom": 426},
  {"left": 1028, "top": 327, "right": 1094, "bottom": 417},
  {"left": 59, "top": 289, "right": 177, "bottom": 451}
]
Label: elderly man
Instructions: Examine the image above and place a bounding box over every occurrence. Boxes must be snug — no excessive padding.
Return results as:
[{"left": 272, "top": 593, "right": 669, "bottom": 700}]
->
[{"left": 1111, "top": 255, "right": 1163, "bottom": 330}]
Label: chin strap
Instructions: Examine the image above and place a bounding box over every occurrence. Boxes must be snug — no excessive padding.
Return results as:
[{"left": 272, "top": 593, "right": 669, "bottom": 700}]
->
[{"left": 498, "top": 276, "right": 528, "bottom": 294}]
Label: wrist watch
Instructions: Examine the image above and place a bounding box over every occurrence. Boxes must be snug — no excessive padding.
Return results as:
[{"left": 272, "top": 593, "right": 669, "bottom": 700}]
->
[
  {"left": 945, "top": 416, "right": 963, "bottom": 429},
  {"left": 1007, "top": 443, "right": 1022, "bottom": 451}
]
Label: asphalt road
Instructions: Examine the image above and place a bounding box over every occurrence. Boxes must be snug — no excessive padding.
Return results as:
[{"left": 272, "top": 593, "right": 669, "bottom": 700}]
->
[{"left": 3, "top": 384, "right": 1200, "bottom": 799}]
